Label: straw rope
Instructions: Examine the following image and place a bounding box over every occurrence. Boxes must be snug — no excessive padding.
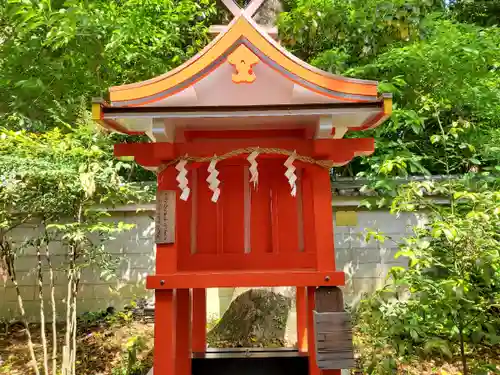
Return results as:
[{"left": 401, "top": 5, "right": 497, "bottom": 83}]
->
[{"left": 157, "top": 147, "right": 333, "bottom": 173}]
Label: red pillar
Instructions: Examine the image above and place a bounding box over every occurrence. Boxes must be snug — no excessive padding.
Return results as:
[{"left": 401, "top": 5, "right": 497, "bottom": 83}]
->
[
  {"left": 154, "top": 289, "right": 175, "bottom": 375},
  {"left": 192, "top": 288, "right": 207, "bottom": 352},
  {"left": 307, "top": 286, "right": 320, "bottom": 375},
  {"left": 311, "top": 168, "right": 336, "bottom": 272},
  {"left": 176, "top": 289, "right": 192, "bottom": 375},
  {"left": 296, "top": 287, "right": 308, "bottom": 353},
  {"left": 309, "top": 168, "right": 341, "bottom": 375},
  {"left": 155, "top": 173, "right": 179, "bottom": 375}
]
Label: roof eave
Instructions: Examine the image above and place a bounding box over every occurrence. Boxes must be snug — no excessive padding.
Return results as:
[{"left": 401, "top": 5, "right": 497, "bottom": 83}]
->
[
  {"left": 92, "top": 95, "right": 392, "bottom": 137},
  {"left": 105, "top": 15, "right": 380, "bottom": 107}
]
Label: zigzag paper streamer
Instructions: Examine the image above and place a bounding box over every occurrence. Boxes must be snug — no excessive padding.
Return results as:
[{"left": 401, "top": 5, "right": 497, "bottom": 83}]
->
[
  {"left": 175, "top": 160, "right": 190, "bottom": 201},
  {"left": 284, "top": 153, "right": 297, "bottom": 197},
  {"left": 247, "top": 150, "right": 259, "bottom": 189},
  {"left": 207, "top": 158, "right": 221, "bottom": 203}
]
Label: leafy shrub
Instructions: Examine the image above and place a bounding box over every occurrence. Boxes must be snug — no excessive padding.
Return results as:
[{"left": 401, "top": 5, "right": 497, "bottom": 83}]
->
[
  {"left": 112, "top": 336, "right": 147, "bottom": 375},
  {"left": 356, "top": 177, "right": 500, "bottom": 374}
]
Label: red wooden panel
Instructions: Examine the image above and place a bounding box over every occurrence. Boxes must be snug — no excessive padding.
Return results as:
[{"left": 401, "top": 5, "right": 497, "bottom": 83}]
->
[
  {"left": 311, "top": 168, "right": 336, "bottom": 271},
  {"left": 275, "top": 163, "right": 300, "bottom": 254},
  {"left": 156, "top": 244, "right": 178, "bottom": 274},
  {"left": 221, "top": 165, "right": 245, "bottom": 254},
  {"left": 178, "top": 253, "right": 316, "bottom": 271},
  {"left": 184, "top": 128, "right": 306, "bottom": 141},
  {"left": 176, "top": 177, "right": 192, "bottom": 265},
  {"left": 301, "top": 167, "right": 317, "bottom": 254},
  {"left": 157, "top": 167, "right": 177, "bottom": 190},
  {"left": 250, "top": 162, "right": 273, "bottom": 254},
  {"left": 195, "top": 168, "right": 218, "bottom": 254},
  {"left": 176, "top": 161, "right": 319, "bottom": 272},
  {"left": 271, "top": 181, "right": 280, "bottom": 254}
]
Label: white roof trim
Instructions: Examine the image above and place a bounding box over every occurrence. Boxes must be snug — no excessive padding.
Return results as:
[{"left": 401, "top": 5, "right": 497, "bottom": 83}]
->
[{"left": 104, "top": 107, "right": 377, "bottom": 120}]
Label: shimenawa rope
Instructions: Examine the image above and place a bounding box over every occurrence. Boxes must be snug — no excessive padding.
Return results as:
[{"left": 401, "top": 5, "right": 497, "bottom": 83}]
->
[{"left": 157, "top": 147, "right": 333, "bottom": 173}]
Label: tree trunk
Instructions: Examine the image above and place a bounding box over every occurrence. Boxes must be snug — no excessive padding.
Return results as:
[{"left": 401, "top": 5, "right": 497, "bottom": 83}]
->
[
  {"left": 45, "top": 242, "right": 58, "bottom": 374},
  {"left": 5, "top": 249, "right": 41, "bottom": 375},
  {"left": 37, "top": 243, "right": 49, "bottom": 375},
  {"left": 253, "top": 0, "right": 283, "bottom": 26},
  {"left": 62, "top": 250, "right": 74, "bottom": 375},
  {"left": 70, "top": 271, "right": 79, "bottom": 375},
  {"left": 458, "top": 323, "right": 468, "bottom": 375}
]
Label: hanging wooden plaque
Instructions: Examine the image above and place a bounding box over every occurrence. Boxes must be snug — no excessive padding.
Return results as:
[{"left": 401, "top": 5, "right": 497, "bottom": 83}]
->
[
  {"left": 314, "top": 286, "right": 355, "bottom": 370},
  {"left": 155, "top": 190, "right": 176, "bottom": 244}
]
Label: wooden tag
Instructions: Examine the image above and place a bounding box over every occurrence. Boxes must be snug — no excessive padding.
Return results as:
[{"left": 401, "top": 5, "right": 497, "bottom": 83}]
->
[{"left": 155, "top": 190, "right": 176, "bottom": 244}]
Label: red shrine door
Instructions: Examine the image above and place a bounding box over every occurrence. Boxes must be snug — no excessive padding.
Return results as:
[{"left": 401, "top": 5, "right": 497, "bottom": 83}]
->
[{"left": 170, "top": 160, "right": 323, "bottom": 273}]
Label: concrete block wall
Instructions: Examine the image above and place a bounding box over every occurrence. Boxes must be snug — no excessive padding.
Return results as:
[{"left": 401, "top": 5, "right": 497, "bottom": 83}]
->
[
  {"left": 0, "top": 211, "right": 156, "bottom": 322},
  {"left": 333, "top": 210, "right": 425, "bottom": 305},
  {"left": 0, "top": 208, "right": 424, "bottom": 321}
]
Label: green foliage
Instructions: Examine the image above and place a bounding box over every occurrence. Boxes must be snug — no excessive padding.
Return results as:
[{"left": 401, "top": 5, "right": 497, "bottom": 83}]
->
[
  {"left": 0, "top": 108, "right": 155, "bottom": 374},
  {"left": 280, "top": 2, "right": 499, "bottom": 179},
  {"left": 0, "top": 0, "right": 216, "bottom": 130},
  {"left": 356, "top": 177, "right": 500, "bottom": 374},
  {"left": 112, "top": 335, "right": 148, "bottom": 375},
  {"left": 1, "top": 0, "right": 498, "bottom": 182},
  {"left": 354, "top": 21, "right": 500, "bottom": 123},
  {"left": 350, "top": 19, "right": 500, "bottom": 179},
  {"left": 278, "top": 0, "right": 444, "bottom": 64},
  {"left": 79, "top": 307, "right": 134, "bottom": 329},
  {"left": 0, "top": 109, "right": 154, "bottom": 279},
  {"left": 450, "top": 0, "right": 500, "bottom": 26}
]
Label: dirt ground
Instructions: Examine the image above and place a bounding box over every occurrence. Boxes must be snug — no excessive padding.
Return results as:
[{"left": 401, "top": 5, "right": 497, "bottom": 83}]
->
[
  {"left": 1, "top": 319, "right": 497, "bottom": 375},
  {"left": 0, "top": 318, "right": 154, "bottom": 375}
]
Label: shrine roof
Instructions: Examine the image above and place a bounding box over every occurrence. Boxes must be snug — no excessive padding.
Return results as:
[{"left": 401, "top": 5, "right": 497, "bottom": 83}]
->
[
  {"left": 107, "top": 15, "right": 379, "bottom": 107},
  {"left": 93, "top": 3, "right": 391, "bottom": 140}
]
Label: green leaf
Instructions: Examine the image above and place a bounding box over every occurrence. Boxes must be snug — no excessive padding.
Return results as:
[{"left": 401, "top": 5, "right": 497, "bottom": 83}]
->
[
  {"left": 423, "top": 338, "right": 453, "bottom": 359},
  {"left": 431, "top": 228, "right": 442, "bottom": 238},
  {"left": 394, "top": 250, "right": 415, "bottom": 259},
  {"left": 471, "top": 329, "right": 485, "bottom": 344},
  {"left": 410, "top": 329, "right": 419, "bottom": 340},
  {"left": 430, "top": 135, "right": 441, "bottom": 144}
]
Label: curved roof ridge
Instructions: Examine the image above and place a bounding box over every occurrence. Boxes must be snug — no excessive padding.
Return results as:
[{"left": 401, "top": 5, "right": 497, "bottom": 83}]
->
[
  {"left": 244, "top": 15, "right": 377, "bottom": 86},
  {"left": 108, "top": 15, "right": 378, "bottom": 104},
  {"left": 109, "top": 16, "right": 240, "bottom": 92}
]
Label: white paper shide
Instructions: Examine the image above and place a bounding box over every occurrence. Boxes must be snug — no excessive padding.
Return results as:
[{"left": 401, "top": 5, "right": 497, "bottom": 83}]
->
[
  {"left": 284, "top": 153, "right": 297, "bottom": 197},
  {"left": 175, "top": 159, "right": 190, "bottom": 201}
]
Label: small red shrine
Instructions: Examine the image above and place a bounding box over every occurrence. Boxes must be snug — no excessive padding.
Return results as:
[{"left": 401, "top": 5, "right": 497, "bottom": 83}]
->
[{"left": 93, "top": 1, "right": 391, "bottom": 374}]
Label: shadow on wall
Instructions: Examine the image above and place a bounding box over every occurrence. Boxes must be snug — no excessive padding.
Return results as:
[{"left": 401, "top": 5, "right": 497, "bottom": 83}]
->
[
  {"left": 1, "top": 208, "right": 426, "bottom": 322},
  {"left": 334, "top": 210, "right": 427, "bottom": 305},
  {"left": 0, "top": 210, "right": 157, "bottom": 322}
]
